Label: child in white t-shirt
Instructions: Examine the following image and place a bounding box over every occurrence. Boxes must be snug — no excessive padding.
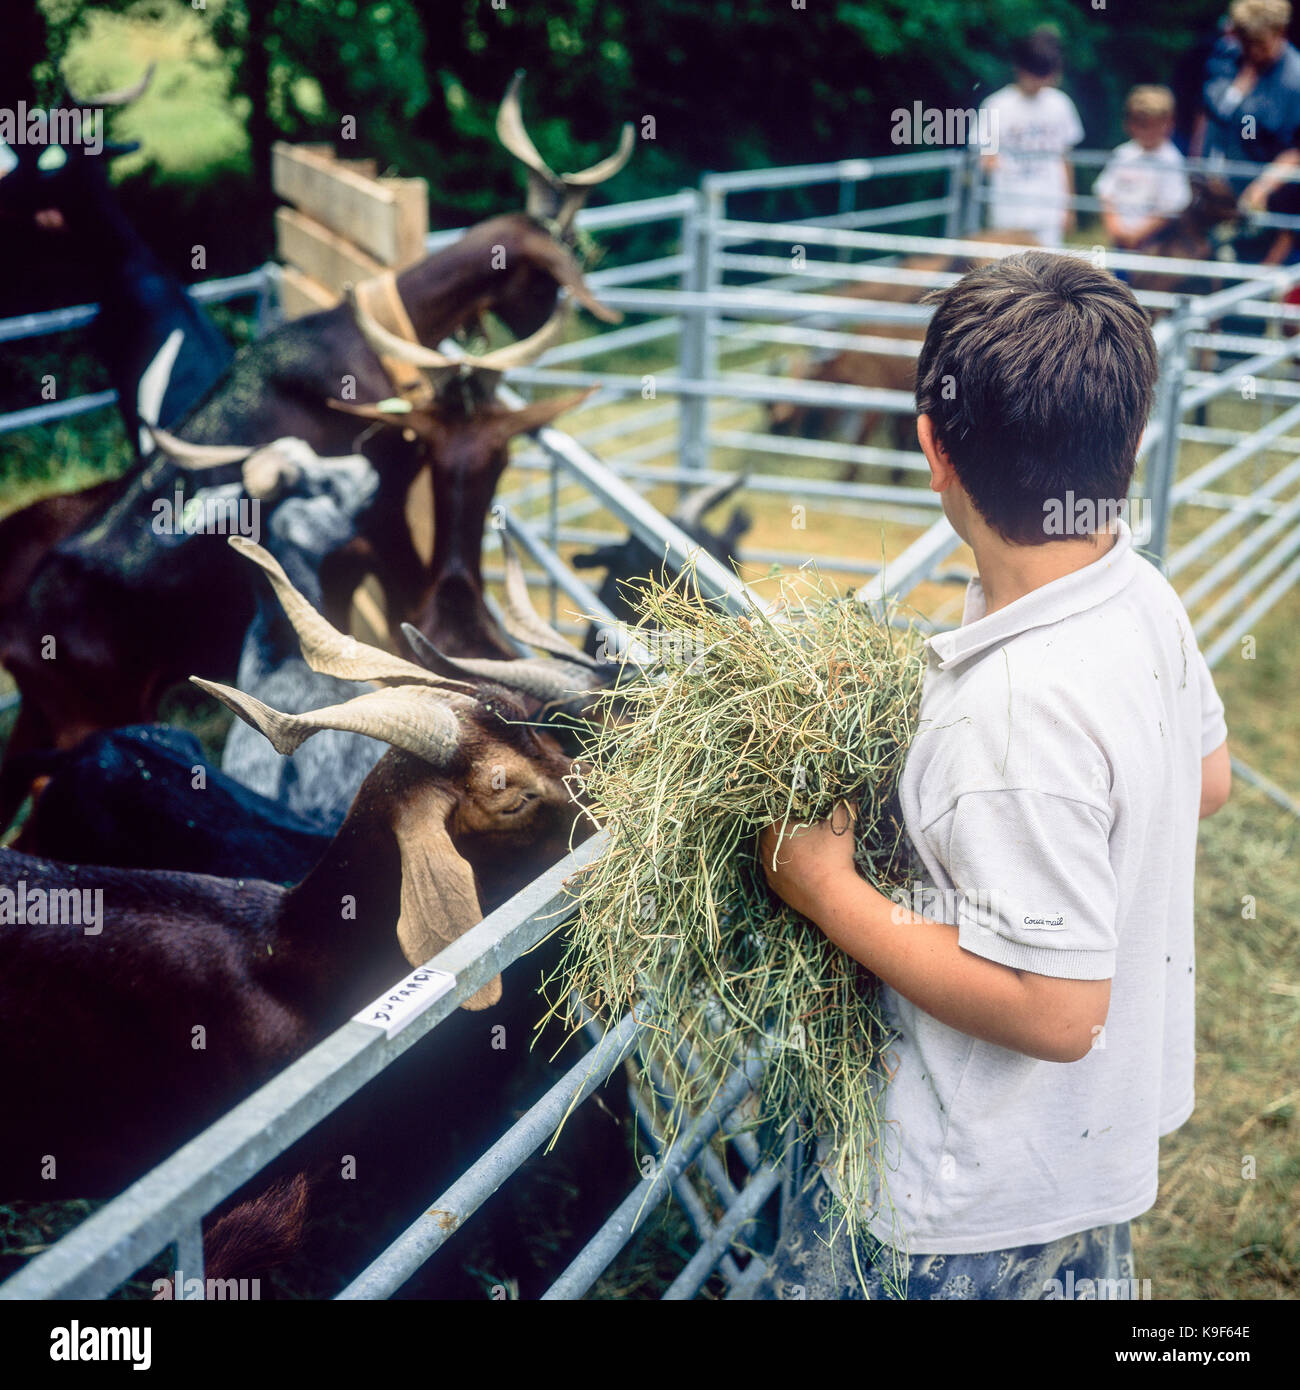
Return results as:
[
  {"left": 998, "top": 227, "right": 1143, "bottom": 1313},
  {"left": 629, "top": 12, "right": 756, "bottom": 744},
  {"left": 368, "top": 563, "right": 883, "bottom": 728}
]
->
[
  {"left": 977, "top": 29, "right": 1084, "bottom": 248},
  {"left": 1097, "top": 86, "right": 1191, "bottom": 250}
]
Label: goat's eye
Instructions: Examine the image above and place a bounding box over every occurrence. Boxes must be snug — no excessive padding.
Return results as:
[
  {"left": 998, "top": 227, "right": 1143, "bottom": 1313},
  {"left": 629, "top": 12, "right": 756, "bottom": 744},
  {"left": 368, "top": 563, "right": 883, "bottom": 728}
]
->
[{"left": 500, "top": 792, "right": 538, "bottom": 815}]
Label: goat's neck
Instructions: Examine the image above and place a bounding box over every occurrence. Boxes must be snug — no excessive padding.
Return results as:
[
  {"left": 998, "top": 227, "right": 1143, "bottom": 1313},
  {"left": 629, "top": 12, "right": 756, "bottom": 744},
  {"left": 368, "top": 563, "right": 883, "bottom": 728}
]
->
[
  {"left": 80, "top": 179, "right": 168, "bottom": 294},
  {"left": 419, "top": 439, "right": 515, "bottom": 656},
  {"left": 266, "top": 764, "right": 408, "bottom": 1016},
  {"left": 394, "top": 244, "right": 506, "bottom": 346}
]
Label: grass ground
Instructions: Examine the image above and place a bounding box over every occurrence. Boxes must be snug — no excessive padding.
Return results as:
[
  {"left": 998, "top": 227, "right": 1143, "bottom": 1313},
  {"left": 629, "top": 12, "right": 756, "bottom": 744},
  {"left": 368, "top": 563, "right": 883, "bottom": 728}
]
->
[{"left": 0, "top": 231, "right": 1296, "bottom": 1298}]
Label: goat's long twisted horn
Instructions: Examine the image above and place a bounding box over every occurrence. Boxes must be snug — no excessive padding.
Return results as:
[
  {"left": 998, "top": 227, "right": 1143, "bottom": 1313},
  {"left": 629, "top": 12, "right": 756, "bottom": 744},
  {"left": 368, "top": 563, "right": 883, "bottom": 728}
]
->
[
  {"left": 496, "top": 71, "right": 560, "bottom": 189},
  {"left": 562, "top": 123, "right": 636, "bottom": 187},
  {"left": 63, "top": 62, "right": 155, "bottom": 109},
  {"left": 465, "top": 302, "right": 571, "bottom": 372},
  {"left": 148, "top": 427, "right": 255, "bottom": 470},
  {"left": 400, "top": 624, "right": 606, "bottom": 703},
  {"left": 346, "top": 286, "right": 461, "bottom": 372},
  {"left": 348, "top": 286, "right": 571, "bottom": 375},
  {"left": 191, "top": 678, "right": 466, "bottom": 766},
  {"left": 496, "top": 72, "right": 634, "bottom": 191},
  {"left": 494, "top": 525, "right": 603, "bottom": 669},
  {"left": 672, "top": 471, "right": 751, "bottom": 532},
  {"left": 227, "top": 537, "right": 473, "bottom": 691}
]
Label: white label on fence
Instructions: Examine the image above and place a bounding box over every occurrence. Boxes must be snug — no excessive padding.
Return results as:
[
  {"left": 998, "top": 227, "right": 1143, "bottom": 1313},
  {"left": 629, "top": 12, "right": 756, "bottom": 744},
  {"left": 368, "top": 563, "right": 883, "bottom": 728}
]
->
[{"left": 352, "top": 966, "right": 457, "bottom": 1040}]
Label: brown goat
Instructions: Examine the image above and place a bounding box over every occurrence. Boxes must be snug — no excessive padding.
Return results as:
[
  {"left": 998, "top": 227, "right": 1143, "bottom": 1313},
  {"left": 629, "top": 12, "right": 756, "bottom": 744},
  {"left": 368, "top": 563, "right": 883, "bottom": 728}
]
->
[
  {"left": 337, "top": 295, "right": 596, "bottom": 659},
  {"left": 768, "top": 231, "right": 1039, "bottom": 481},
  {"left": 0, "top": 546, "right": 598, "bottom": 1200},
  {"left": 1122, "top": 176, "right": 1239, "bottom": 300}
]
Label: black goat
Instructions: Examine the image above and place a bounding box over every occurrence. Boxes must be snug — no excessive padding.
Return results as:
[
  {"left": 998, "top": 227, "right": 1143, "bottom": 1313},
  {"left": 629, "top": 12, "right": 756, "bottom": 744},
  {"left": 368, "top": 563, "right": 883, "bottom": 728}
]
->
[
  {"left": 0, "top": 65, "right": 233, "bottom": 450},
  {"left": 12, "top": 724, "right": 330, "bottom": 883},
  {"left": 571, "top": 473, "right": 752, "bottom": 655}
]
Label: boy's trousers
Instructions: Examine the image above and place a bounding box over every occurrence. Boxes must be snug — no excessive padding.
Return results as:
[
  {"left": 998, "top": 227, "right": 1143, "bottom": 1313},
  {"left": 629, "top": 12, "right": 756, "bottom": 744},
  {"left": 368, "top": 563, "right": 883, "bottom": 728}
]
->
[{"left": 754, "top": 1172, "right": 1136, "bottom": 1301}]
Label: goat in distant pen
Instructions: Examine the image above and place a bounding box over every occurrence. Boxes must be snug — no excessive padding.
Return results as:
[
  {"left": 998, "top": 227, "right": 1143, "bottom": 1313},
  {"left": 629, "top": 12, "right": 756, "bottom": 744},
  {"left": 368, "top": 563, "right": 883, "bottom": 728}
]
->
[{"left": 767, "top": 231, "right": 1039, "bottom": 482}]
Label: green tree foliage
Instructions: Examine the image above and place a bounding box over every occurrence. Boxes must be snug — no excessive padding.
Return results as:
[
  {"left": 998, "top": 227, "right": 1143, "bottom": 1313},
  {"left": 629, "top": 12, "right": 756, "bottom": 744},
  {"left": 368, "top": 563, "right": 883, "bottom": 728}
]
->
[{"left": 16, "top": 0, "right": 1256, "bottom": 255}]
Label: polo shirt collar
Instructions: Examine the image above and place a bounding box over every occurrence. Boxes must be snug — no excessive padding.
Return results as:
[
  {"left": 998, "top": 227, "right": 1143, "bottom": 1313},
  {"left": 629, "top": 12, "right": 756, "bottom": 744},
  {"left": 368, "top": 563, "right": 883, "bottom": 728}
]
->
[{"left": 926, "top": 519, "right": 1138, "bottom": 671}]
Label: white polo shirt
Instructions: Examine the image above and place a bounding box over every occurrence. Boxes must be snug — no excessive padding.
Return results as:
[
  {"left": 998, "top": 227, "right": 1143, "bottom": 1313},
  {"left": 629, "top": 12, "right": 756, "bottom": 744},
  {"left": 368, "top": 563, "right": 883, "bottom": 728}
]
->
[{"left": 818, "top": 521, "right": 1228, "bottom": 1254}]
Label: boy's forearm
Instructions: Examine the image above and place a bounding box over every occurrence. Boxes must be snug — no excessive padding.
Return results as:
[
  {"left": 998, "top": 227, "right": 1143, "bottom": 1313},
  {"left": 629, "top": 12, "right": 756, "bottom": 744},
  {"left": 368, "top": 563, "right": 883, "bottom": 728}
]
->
[{"left": 806, "top": 868, "right": 1107, "bottom": 1063}]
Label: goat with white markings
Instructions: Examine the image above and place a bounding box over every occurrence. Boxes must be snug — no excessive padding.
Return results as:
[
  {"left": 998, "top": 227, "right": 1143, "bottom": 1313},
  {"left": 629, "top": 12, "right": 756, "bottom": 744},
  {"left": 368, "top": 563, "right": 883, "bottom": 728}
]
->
[{"left": 137, "top": 435, "right": 391, "bottom": 833}]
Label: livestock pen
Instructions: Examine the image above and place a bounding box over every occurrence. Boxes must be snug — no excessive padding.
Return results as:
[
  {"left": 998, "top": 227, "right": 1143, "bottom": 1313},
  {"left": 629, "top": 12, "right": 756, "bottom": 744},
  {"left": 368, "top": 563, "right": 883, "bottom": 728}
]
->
[{"left": 1, "top": 150, "right": 1298, "bottom": 1299}]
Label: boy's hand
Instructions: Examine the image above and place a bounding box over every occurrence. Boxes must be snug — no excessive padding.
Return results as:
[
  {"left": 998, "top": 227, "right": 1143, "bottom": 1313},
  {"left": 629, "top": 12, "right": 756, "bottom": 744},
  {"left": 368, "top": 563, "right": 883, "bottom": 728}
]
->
[{"left": 758, "top": 800, "right": 860, "bottom": 921}]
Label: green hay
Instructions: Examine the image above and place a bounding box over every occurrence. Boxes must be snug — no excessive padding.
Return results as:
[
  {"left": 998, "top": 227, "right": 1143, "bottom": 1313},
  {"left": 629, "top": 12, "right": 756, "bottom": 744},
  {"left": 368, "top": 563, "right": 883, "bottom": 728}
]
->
[{"left": 545, "top": 560, "right": 926, "bottom": 1291}]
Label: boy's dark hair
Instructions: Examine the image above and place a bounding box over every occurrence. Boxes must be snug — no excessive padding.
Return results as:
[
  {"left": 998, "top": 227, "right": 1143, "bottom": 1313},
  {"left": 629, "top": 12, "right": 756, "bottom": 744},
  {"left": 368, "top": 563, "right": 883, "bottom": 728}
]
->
[
  {"left": 1012, "top": 28, "right": 1064, "bottom": 77},
  {"left": 915, "top": 251, "right": 1159, "bottom": 545}
]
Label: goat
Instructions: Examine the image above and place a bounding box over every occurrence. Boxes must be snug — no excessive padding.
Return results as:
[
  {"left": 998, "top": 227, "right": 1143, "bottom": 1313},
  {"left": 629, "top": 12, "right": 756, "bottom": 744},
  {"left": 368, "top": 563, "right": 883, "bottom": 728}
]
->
[
  {"left": 12, "top": 523, "right": 617, "bottom": 881},
  {"left": 0, "top": 435, "right": 363, "bottom": 832},
  {"left": 337, "top": 295, "right": 596, "bottom": 658},
  {"left": 206, "top": 443, "right": 387, "bottom": 832},
  {"left": 767, "top": 231, "right": 1039, "bottom": 481},
  {"left": 568, "top": 472, "right": 753, "bottom": 657},
  {"left": 0, "top": 564, "right": 598, "bottom": 1198},
  {"left": 0, "top": 65, "right": 233, "bottom": 451},
  {"left": 11, "top": 723, "right": 330, "bottom": 882},
  {"left": 0, "top": 81, "right": 633, "bottom": 827}
]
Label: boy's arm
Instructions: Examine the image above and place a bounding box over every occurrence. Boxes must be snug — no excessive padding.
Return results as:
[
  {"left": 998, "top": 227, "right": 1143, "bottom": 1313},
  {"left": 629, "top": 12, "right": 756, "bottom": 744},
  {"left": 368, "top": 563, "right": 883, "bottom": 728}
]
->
[
  {"left": 758, "top": 810, "right": 1112, "bottom": 1065},
  {"left": 1201, "top": 740, "right": 1231, "bottom": 818},
  {"left": 1111, "top": 211, "right": 1173, "bottom": 248},
  {"left": 1100, "top": 204, "right": 1133, "bottom": 247},
  {"left": 1062, "top": 157, "right": 1077, "bottom": 236}
]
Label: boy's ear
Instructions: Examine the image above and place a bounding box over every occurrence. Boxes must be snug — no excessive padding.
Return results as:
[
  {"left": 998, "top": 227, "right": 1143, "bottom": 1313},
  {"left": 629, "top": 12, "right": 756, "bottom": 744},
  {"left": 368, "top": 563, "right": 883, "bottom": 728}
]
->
[{"left": 916, "top": 413, "right": 957, "bottom": 493}]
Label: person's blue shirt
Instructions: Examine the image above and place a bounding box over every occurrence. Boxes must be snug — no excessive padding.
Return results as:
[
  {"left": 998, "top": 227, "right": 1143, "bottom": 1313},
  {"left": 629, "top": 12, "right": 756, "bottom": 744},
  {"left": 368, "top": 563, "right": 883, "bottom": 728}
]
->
[{"left": 1202, "top": 35, "right": 1300, "bottom": 167}]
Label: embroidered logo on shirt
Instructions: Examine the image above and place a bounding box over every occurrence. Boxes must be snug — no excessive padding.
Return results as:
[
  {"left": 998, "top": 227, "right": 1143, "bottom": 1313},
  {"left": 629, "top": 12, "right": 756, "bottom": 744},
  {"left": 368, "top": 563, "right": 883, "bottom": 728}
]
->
[{"left": 1022, "top": 914, "right": 1066, "bottom": 930}]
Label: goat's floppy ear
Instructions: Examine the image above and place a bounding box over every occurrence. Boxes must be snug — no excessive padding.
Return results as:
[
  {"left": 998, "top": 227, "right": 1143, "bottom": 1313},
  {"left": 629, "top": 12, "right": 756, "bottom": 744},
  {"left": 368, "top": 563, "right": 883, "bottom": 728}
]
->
[
  {"left": 389, "top": 780, "right": 500, "bottom": 1010},
  {"left": 191, "top": 677, "right": 468, "bottom": 765},
  {"left": 517, "top": 226, "right": 622, "bottom": 324}
]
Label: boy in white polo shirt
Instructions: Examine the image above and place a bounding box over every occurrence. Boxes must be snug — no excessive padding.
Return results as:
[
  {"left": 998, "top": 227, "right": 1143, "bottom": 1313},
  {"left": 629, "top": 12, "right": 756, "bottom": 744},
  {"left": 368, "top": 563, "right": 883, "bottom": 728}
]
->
[{"left": 757, "top": 250, "right": 1231, "bottom": 1300}]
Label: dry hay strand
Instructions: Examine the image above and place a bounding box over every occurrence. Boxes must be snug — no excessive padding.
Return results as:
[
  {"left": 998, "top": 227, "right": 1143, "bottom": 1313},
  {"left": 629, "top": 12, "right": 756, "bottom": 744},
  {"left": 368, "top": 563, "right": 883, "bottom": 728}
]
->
[{"left": 544, "top": 559, "right": 925, "bottom": 1287}]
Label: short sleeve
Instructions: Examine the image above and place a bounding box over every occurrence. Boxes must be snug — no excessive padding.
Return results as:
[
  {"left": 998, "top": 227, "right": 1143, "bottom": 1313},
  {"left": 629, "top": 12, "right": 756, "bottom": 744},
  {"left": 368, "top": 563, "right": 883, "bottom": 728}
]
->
[
  {"left": 975, "top": 94, "right": 999, "bottom": 152},
  {"left": 1093, "top": 155, "right": 1119, "bottom": 203},
  {"left": 1061, "top": 94, "right": 1084, "bottom": 149},
  {"left": 1160, "top": 164, "right": 1192, "bottom": 216},
  {"left": 1196, "top": 648, "right": 1228, "bottom": 757},
  {"left": 938, "top": 788, "right": 1119, "bottom": 980}
]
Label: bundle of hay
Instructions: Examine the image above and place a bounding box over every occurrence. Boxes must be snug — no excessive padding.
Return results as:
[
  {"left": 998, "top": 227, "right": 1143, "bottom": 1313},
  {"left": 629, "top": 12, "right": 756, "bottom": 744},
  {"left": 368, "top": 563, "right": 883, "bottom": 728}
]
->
[{"left": 547, "top": 563, "right": 925, "bottom": 1264}]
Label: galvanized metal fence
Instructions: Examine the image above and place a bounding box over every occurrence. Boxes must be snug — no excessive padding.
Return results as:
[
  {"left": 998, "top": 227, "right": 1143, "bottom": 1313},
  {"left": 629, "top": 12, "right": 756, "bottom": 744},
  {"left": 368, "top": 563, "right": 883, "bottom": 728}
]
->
[{"left": 3, "top": 147, "right": 1300, "bottom": 1299}]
